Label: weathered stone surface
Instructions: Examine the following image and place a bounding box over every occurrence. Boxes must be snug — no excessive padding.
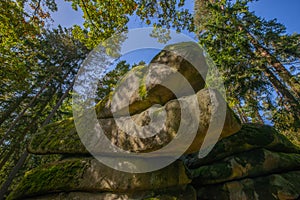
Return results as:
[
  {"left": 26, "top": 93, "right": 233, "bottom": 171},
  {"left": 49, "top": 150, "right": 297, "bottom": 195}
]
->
[
  {"left": 183, "top": 123, "right": 300, "bottom": 168},
  {"left": 28, "top": 118, "right": 87, "bottom": 155},
  {"left": 29, "top": 89, "right": 241, "bottom": 155},
  {"left": 95, "top": 42, "right": 208, "bottom": 119},
  {"left": 9, "top": 158, "right": 191, "bottom": 199},
  {"left": 189, "top": 148, "right": 300, "bottom": 185},
  {"left": 195, "top": 171, "right": 300, "bottom": 200},
  {"left": 22, "top": 185, "right": 196, "bottom": 200}
]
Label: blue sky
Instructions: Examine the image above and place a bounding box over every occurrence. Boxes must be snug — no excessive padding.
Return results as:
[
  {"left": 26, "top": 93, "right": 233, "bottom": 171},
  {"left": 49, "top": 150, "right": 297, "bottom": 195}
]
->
[
  {"left": 51, "top": 0, "right": 300, "bottom": 34},
  {"left": 248, "top": 0, "right": 300, "bottom": 33},
  {"left": 50, "top": 1, "right": 300, "bottom": 66}
]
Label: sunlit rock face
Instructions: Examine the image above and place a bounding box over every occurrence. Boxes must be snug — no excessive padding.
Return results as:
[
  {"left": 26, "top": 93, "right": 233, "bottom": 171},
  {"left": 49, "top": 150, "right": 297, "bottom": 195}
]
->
[
  {"left": 9, "top": 158, "right": 191, "bottom": 199},
  {"left": 95, "top": 42, "right": 208, "bottom": 119},
  {"left": 28, "top": 88, "right": 240, "bottom": 156},
  {"left": 184, "top": 124, "right": 300, "bottom": 200},
  {"left": 11, "top": 124, "right": 300, "bottom": 200},
  {"left": 9, "top": 42, "right": 300, "bottom": 200}
]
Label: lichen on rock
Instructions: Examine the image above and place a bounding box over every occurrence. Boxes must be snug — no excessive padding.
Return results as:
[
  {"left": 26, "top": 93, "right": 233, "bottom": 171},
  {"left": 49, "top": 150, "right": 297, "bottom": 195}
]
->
[
  {"left": 183, "top": 123, "right": 300, "bottom": 168},
  {"left": 8, "top": 158, "right": 191, "bottom": 200},
  {"left": 28, "top": 118, "right": 88, "bottom": 155}
]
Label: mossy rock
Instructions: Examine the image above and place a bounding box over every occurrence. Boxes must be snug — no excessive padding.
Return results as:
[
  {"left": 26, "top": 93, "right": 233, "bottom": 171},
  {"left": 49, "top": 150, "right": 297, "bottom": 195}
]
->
[
  {"left": 95, "top": 65, "right": 149, "bottom": 118},
  {"left": 8, "top": 158, "right": 191, "bottom": 200},
  {"left": 195, "top": 170, "right": 300, "bottom": 200},
  {"left": 8, "top": 158, "right": 87, "bottom": 200},
  {"left": 28, "top": 118, "right": 89, "bottom": 155},
  {"left": 94, "top": 88, "right": 240, "bottom": 155},
  {"left": 184, "top": 123, "right": 300, "bottom": 168},
  {"left": 95, "top": 42, "right": 208, "bottom": 119},
  {"left": 29, "top": 89, "right": 240, "bottom": 155},
  {"left": 189, "top": 148, "right": 300, "bottom": 185},
  {"left": 21, "top": 185, "right": 196, "bottom": 200}
]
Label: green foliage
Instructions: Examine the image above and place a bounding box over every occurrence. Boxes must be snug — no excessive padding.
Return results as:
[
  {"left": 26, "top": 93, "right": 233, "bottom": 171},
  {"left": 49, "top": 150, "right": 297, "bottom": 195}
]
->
[
  {"left": 0, "top": 2, "right": 88, "bottom": 196},
  {"left": 95, "top": 60, "right": 131, "bottom": 101},
  {"left": 194, "top": 0, "right": 300, "bottom": 143},
  {"left": 65, "top": 0, "right": 194, "bottom": 49},
  {"left": 1, "top": 0, "right": 300, "bottom": 198},
  {"left": 66, "top": 0, "right": 137, "bottom": 49}
]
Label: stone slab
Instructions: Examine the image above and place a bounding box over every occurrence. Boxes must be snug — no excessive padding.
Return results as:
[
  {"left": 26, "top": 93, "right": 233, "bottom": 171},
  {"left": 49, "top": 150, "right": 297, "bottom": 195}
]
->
[
  {"left": 21, "top": 185, "right": 196, "bottom": 200},
  {"left": 29, "top": 89, "right": 241, "bottom": 155},
  {"left": 183, "top": 123, "right": 300, "bottom": 168},
  {"left": 195, "top": 171, "right": 300, "bottom": 200},
  {"left": 190, "top": 148, "right": 300, "bottom": 185},
  {"left": 95, "top": 42, "right": 208, "bottom": 119},
  {"left": 9, "top": 158, "right": 191, "bottom": 199}
]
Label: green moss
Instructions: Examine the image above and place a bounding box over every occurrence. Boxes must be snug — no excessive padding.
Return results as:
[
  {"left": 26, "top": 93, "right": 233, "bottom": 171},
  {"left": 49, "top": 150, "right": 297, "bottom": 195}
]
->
[
  {"left": 164, "top": 42, "right": 202, "bottom": 52},
  {"left": 28, "top": 118, "right": 88, "bottom": 155},
  {"left": 144, "top": 198, "right": 177, "bottom": 200},
  {"left": 242, "top": 124, "right": 274, "bottom": 146},
  {"left": 190, "top": 162, "right": 232, "bottom": 182},
  {"left": 139, "top": 79, "right": 148, "bottom": 99},
  {"left": 133, "top": 65, "right": 148, "bottom": 99},
  {"left": 95, "top": 93, "right": 112, "bottom": 114},
  {"left": 191, "top": 148, "right": 300, "bottom": 186},
  {"left": 186, "top": 123, "right": 300, "bottom": 168},
  {"left": 234, "top": 148, "right": 265, "bottom": 168},
  {"left": 8, "top": 159, "right": 89, "bottom": 200}
]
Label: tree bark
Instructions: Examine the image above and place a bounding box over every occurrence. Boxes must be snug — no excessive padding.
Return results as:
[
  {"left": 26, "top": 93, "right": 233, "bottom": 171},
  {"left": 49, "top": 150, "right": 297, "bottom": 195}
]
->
[
  {"left": 261, "top": 64, "right": 300, "bottom": 127},
  {"left": 0, "top": 59, "right": 68, "bottom": 145},
  {"left": 247, "top": 32, "right": 300, "bottom": 98},
  {"left": 0, "top": 150, "right": 28, "bottom": 199},
  {"left": 0, "top": 91, "right": 29, "bottom": 126},
  {"left": 0, "top": 78, "right": 75, "bottom": 198}
]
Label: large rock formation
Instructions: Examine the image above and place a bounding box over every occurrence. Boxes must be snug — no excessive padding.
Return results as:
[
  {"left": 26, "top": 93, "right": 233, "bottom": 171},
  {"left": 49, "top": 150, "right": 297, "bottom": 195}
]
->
[
  {"left": 9, "top": 42, "right": 300, "bottom": 200},
  {"left": 95, "top": 42, "right": 208, "bottom": 119},
  {"left": 184, "top": 124, "right": 300, "bottom": 199},
  {"left": 28, "top": 89, "right": 240, "bottom": 155}
]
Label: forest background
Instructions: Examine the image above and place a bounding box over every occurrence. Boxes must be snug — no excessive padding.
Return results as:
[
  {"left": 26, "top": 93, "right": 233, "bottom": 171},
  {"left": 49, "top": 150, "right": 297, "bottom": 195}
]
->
[{"left": 0, "top": 0, "right": 299, "bottom": 198}]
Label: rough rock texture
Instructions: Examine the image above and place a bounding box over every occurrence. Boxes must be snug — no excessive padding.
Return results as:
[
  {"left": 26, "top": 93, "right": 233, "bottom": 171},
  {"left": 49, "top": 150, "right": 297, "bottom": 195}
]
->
[
  {"left": 190, "top": 148, "right": 300, "bottom": 185},
  {"left": 195, "top": 171, "right": 300, "bottom": 200},
  {"left": 28, "top": 118, "right": 87, "bottom": 155},
  {"left": 183, "top": 123, "right": 300, "bottom": 168},
  {"left": 29, "top": 89, "right": 241, "bottom": 155},
  {"left": 95, "top": 42, "right": 208, "bottom": 119},
  {"left": 10, "top": 42, "right": 300, "bottom": 200},
  {"left": 22, "top": 186, "right": 196, "bottom": 200},
  {"left": 9, "top": 158, "right": 190, "bottom": 199},
  {"left": 181, "top": 124, "right": 300, "bottom": 200},
  {"left": 22, "top": 123, "right": 300, "bottom": 200}
]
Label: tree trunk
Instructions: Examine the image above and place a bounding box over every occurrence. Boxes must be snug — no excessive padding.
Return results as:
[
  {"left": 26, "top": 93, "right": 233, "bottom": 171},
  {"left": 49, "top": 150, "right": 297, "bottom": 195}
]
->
[
  {"left": 247, "top": 32, "right": 300, "bottom": 98},
  {"left": 0, "top": 59, "right": 68, "bottom": 145},
  {"left": 0, "top": 91, "right": 29, "bottom": 126},
  {"left": 0, "top": 150, "right": 28, "bottom": 199},
  {"left": 261, "top": 64, "right": 300, "bottom": 126},
  {"left": 0, "top": 78, "right": 75, "bottom": 198},
  {"left": 235, "top": 103, "right": 249, "bottom": 123}
]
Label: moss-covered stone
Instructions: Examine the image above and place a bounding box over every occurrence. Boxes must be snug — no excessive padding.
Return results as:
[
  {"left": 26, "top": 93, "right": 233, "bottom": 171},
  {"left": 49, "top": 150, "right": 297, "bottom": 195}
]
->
[
  {"left": 95, "top": 42, "right": 208, "bottom": 119},
  {"left": 29, "top": 89, "right": 240, "bottom": 155},
  {"left": 190, "top": 148, "right": 300, "bottom": 185},
  {"left": 8, "top": 158, "right": 87, "bottom": 200},
  {"left": 28, "top": 118, "right": 89, "bottom": 155},
  {"left": 95, "top": 65, "right": 149, "bottom": 118},
  {"left": 183, "top": 123, "right": 300, "bottom": 168},
  {"left": 21, "top": 185, "right": 196, "bottom": 200},
  {"left": 8, "top": 158, "right": 191, "bottom": 200},
  {"left": 195, "top": 171, "right": 300, "bottom": 200}
]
